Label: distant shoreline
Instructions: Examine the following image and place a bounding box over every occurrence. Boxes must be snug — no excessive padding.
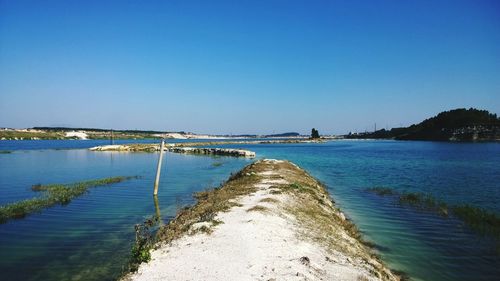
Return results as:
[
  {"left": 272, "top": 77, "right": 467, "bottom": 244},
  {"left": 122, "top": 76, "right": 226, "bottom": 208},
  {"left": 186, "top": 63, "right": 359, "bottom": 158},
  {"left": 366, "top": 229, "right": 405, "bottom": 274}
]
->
[{"left": 0, "top": 128, "right": 312, "bottom": 141}]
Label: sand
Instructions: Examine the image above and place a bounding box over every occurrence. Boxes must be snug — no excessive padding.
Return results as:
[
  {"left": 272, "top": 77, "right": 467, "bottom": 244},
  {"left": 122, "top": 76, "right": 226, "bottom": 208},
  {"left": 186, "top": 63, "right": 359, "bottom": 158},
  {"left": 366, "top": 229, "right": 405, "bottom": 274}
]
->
[{"left": 124, "top": 159, "right": 399, "bottom": 281}]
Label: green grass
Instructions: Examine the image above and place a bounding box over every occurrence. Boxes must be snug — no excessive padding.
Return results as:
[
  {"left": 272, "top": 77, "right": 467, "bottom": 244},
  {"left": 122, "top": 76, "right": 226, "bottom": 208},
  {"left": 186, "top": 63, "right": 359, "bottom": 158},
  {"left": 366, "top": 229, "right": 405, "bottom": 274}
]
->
[
  {"left": 0, "top": 130, "right": 65, "bottom": 140},
  {"left": 128, "top": 215, "right": 160, "bottom": 272},
  {"left": 0, "top": 176, "right": 137, "bottom": 224},
  {"left": 281, "top": 182, "right": 319, "bottom": 197},
  {"left": 366, "top": 187, "right": 500, "bottom": 238}
]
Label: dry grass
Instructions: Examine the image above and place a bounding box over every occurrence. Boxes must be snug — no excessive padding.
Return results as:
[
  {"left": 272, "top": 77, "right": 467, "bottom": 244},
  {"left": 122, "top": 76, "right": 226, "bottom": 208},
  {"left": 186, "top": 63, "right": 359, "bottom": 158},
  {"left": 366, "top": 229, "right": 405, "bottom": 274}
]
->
[
  {"left": 151, "top": 159, "right": 399, "bottom": 281},
  {"left": 357, "top": 275, "right": 370, "bottom": 281},
  {"left": 155, "top": 164, "right": 261, "bottom": 243},
  {"left": 255, "top": 161, "right": 398, "bottom": 281},
  {"left": 269, "top": 189, "right": 282, "bottom": 195},
  {"left": 246, "top": 205, "right": 269, "bottom": 213},
  {"left": 259, "top": 197, "right": 279, "bottom": 204}
]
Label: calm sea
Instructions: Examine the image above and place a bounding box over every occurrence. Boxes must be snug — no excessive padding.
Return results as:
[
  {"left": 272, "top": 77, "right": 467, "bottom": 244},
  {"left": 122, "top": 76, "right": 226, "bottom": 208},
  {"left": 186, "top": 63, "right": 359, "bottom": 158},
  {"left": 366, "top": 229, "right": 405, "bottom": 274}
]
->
[{"left": 0, "top": 140, "right": 499, "bottom": 281}]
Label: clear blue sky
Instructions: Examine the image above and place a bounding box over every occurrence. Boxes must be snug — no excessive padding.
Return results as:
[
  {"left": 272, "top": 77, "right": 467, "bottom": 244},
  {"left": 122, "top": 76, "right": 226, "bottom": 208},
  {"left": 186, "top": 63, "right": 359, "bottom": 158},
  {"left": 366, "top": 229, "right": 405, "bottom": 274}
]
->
[{"left": 1, "top": 0, "right": 499, "bottom": 135}]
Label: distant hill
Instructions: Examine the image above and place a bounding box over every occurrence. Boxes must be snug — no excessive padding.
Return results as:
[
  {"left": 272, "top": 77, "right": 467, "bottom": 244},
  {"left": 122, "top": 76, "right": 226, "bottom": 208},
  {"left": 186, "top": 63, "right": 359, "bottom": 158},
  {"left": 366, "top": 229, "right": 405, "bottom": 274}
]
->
[
  {"left": 264, "top": 132, "right": 300, "bottom": 138},
  {"left": 32, "top": 127, "right": 169, "bottom": 135},
  {"left": 345, "top": 108, "right": 500, "bottom": 141}
]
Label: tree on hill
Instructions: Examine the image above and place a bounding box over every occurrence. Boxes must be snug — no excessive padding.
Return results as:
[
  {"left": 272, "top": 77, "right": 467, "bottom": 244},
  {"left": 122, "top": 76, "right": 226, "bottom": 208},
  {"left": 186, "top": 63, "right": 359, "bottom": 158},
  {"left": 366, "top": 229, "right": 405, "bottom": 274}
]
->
[
  {"left": 311, "top": 128, "right": 320, "bottom": 139},
  {"left": 344, "top": 108, "right": 500, "bottom": 141},
  {"left": 398, "top": 108, "right": 499, "bottom": 140}
]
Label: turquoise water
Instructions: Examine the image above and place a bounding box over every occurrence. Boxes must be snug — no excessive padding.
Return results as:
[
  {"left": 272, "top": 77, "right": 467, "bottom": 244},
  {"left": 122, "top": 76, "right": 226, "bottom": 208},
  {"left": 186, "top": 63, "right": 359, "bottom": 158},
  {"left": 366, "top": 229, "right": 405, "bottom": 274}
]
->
[
  {"left": 233, "top": 141, "right": 500, "bottom": 281},
  {"left": 0, "top": 146, "right": 253, "bottom": 281},
  {"left": 0, "top": 140, "right": 499, "bottom": 280}
]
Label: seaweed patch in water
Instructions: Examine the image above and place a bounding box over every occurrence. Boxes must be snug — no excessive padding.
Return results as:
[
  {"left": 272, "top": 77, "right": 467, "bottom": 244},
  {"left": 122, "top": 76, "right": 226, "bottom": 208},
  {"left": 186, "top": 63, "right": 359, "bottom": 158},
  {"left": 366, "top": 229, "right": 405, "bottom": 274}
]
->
[
  {"left": 366, "top": 187, "right": 500, "bottom": 239},
  {"left": 0, "top": 176, "right": 138, "bottom": 224},
  {"left": 366, "top": 187, "right": 396, "bottom": 196},
  {"left": 398, "top": 192, "right": 449, "bottom": 215},
  {"left": 452, "top": 204, "right": 500, "bottom": 237}
]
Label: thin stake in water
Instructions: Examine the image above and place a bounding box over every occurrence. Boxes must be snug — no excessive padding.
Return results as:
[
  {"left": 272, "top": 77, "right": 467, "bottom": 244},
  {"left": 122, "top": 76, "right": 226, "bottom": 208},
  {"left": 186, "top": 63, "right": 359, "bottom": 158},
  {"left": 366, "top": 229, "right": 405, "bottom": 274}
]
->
[{"left": 153, "top": 139, "right": 165, "bottom": 195}]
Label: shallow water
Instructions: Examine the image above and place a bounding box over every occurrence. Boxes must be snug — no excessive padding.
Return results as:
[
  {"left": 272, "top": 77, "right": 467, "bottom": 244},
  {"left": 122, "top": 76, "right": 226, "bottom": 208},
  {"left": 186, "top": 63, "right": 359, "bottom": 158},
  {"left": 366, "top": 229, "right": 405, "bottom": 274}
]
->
[
  {"left": 0, "top": 146, "right": 252, "bottom": 281},
  {"left": 236, "top": 140, "right": 500, "bottom": 281},
  {"left": 0, "top": 140, "right": 499, "bottom": 281}
]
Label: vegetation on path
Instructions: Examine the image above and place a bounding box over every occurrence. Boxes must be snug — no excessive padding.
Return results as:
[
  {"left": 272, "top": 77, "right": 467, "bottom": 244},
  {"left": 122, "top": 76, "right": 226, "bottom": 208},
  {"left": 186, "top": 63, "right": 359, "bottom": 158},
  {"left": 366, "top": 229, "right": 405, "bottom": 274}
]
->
[{"left": 125, "top": 160, "right": 400, "bottom": 280}]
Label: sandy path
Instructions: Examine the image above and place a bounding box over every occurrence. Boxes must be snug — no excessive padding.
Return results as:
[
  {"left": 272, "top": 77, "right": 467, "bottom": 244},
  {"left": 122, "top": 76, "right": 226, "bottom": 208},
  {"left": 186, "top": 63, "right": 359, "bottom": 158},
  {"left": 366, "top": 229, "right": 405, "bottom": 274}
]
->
[{"left": 125, "top": 159, "right": 398, "bottom": 281}]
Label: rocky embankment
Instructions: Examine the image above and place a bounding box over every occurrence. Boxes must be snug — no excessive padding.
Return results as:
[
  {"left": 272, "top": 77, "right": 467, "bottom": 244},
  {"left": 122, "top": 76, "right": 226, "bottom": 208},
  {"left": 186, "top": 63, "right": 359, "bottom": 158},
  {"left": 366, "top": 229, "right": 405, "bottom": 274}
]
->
[
  {"left": 168, "top": 147, "right": 255, "bottom": 157},
  {"left": 89, "top": 139, "right": 323, "bottom": 151},
  {"left": 89, "top": 139, "right": 324, "bottom": 157},
  {"left": 124, "top": 159, "right": 399, "bottom": 281},
  {"left": 89, "top": 144, "right": 255, "bottom": 158}
]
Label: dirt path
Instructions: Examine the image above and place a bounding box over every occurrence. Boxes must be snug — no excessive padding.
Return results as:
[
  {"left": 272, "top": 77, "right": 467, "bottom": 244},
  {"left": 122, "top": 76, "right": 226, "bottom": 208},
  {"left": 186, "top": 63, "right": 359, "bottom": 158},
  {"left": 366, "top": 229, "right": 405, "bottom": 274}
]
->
[{"left": 124, "top": 159, "right": 399, "bottom": 281}]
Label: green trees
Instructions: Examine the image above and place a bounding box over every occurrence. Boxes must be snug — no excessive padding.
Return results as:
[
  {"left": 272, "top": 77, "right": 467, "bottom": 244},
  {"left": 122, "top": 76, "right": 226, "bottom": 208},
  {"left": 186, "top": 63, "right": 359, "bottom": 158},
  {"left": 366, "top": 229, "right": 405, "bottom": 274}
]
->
[
  {"left": 397, "top": 108, "right": 500, "bottom": 141},
  {"left": 344, "top": 108, "right": 499, "bottom": 141},
  {"left": 311, "top": 128, "right": 320, "bottom": 139}
]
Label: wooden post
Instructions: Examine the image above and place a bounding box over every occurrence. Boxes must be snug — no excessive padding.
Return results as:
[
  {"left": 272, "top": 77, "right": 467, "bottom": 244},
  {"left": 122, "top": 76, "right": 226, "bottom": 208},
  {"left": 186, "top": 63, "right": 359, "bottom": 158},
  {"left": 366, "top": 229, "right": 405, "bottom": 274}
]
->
[{"left": 153, "top": 139, "right": 165, "bottom": 195}]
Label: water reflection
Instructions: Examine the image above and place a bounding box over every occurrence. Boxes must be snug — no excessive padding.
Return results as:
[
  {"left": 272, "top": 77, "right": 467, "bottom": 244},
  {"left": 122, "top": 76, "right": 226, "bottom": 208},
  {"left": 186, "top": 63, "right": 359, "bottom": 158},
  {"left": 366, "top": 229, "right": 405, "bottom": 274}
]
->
[{"left": 153, "top": 195, "right": 163, "bottom": 226}]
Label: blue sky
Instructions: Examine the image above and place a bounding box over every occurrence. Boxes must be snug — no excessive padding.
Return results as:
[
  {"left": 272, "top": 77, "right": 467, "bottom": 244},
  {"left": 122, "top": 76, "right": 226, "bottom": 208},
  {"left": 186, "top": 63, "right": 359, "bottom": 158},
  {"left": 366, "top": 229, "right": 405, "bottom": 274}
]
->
[{"left": 1, "top": 0, "right": 499, "bottom": 134}]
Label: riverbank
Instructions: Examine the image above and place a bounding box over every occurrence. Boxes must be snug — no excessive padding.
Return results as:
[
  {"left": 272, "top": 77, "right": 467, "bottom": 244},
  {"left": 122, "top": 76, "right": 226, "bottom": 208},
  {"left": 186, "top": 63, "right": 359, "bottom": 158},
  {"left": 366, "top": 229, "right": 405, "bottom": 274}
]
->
[{"left": 124, "top": 159, "right": 399, "bottom": 281}]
